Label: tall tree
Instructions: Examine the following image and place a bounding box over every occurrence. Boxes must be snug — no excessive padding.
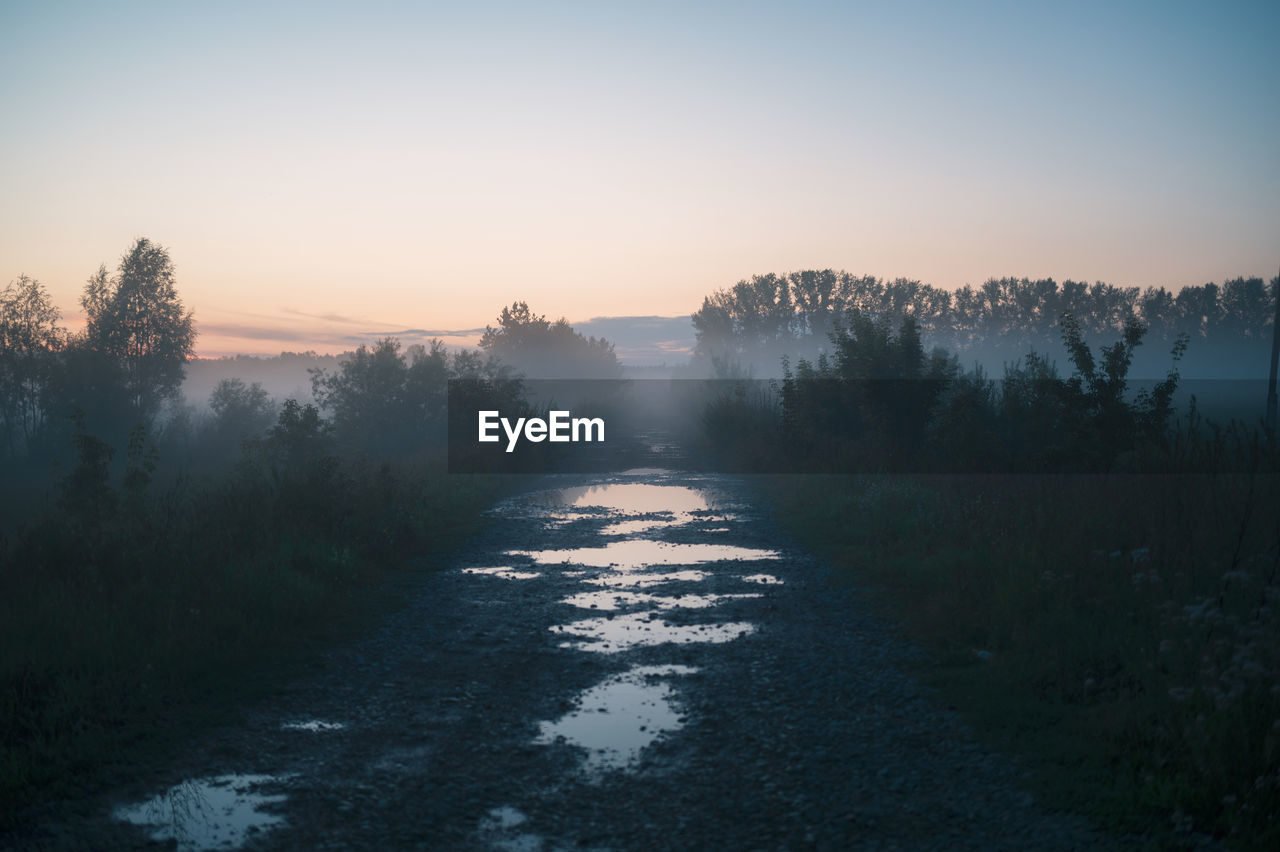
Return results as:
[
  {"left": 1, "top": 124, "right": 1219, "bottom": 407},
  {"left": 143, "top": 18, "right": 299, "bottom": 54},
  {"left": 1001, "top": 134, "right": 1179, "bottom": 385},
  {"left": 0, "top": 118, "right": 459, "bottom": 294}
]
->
[
  {"left": 0, "top": 275, "right": 64, "bottom": 456},
  {"left": 81, "top": 238, "right": 196, "bottom": 425}
]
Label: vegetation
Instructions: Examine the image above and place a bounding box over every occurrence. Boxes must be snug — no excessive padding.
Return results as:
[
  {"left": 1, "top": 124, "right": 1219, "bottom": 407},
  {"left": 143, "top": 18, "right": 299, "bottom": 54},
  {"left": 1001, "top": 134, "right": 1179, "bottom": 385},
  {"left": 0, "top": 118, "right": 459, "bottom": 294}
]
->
[
  {"left": 0, "top": 275, "right": 64, "bottom": 457},
  {"left": 758, "top": 465, "right": 1279, "bottom": 849},
  {"left": 3, "top": 238, "right": 1276, "bottom": 849},
  {"left": 700, "top": 278, "right": 1280, "bottom": 847},
  {"left": 0, "top": 258, "right": 573, "bottom": 830},
  {"left": 693, "top": 270, "right": 1277, "bottom": 377},
  {"left": 0, "top": 428, "right": 509, "bottom": 830},
  {"left": 480, "top": 301, "right": 622, "bottom": 379}
]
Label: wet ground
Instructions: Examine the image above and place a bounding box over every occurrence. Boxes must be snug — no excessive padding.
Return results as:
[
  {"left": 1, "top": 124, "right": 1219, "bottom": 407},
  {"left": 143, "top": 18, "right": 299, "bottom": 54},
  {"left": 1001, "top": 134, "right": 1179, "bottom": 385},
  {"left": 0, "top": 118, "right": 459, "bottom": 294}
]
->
[{"left": 56, "top": 470, "right": 1112, "bottom": 850}]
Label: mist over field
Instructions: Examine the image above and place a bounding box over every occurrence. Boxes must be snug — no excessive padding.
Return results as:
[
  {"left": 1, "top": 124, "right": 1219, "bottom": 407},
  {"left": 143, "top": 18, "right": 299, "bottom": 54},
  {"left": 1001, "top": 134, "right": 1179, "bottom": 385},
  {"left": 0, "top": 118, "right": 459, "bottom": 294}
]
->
[{"left": 3, "top": 1, "right": 1279, "bottom": 849}]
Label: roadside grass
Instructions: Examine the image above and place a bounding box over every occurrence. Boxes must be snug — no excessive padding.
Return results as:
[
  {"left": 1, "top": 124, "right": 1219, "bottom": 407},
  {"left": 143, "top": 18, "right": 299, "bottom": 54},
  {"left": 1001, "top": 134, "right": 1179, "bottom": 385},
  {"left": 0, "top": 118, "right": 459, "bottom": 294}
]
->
[
  {"left": 754, "top": 470, "right": 1280, "bottom": 849},
  {"left": 0, "top": 457, "right": 513, "bottom": 832}
]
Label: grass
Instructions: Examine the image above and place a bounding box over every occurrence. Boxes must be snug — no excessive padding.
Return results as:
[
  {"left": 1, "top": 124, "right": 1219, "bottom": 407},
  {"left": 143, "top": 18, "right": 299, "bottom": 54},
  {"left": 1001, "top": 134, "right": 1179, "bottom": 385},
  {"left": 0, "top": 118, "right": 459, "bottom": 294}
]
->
[
  {"left": 0, "top": 452, "right": 515, "bottom": 833},
  {"left": 752, "top": 469, "right": 1280, "bottom": 849}
]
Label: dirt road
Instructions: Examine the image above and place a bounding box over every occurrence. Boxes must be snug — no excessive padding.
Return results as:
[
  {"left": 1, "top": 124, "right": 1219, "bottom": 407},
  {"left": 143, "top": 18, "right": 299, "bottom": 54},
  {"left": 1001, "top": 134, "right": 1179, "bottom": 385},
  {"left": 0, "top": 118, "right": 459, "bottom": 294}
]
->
[{"left": 90, "top": 470, "right": 1109, "bottom": 850}]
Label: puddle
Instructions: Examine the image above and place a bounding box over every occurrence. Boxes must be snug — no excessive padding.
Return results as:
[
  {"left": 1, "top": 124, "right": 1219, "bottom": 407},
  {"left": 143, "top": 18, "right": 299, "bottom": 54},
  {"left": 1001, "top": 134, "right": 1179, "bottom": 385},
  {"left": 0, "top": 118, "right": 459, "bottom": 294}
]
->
[
  {"left": 511, "top": 482, "right": 736, "bottom": 537},
  {"left": 280, "top": 720, "right": 345, "bottom": 732},
  {"left": 557, "top": 483, "right": 710, "bottom": 514},
  {"left": 599, "top": 518, "right": 679, "bottom": 536},
  {"left": 113, "top": 774, "right": 288, "bottom": 851},
  {"left": 562, "top": 590, "right": 763, "bottom": 611},
  {"left": 481, "top": 806, "right": 528, "bottom": 830},
  {"left": 551, "top": 611, "right": 756, "bottom": 653},
  {"left": 463, "top": 567, "right": 541, "bottom": 580},
  {"left": 742, "top": 574, "right": 783, "bottom": 585},
  {"left": 582, "top": 570, "right": 709, "bottom": 588},
  {"left": 566, "top": 483, "right": 713, "bottom": 536},
  {"left": 477, "top": 807, "right": 543, "bottom": 851},
  {"left": 535, "top": 665, "right": 697, "bottom": 771},
  {"left": 510, "top": 540, "right": 779, "bottom": 570}
]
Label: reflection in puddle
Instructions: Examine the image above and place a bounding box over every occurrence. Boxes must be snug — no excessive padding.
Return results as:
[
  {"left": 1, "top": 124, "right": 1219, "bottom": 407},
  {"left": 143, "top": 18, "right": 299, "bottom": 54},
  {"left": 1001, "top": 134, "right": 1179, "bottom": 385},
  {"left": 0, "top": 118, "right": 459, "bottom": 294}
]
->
[
  {"left": 114, "top": 774, "right": 288, "bottom": 851},
  {"left": 557, "top": 483, "right": 710, "bottom": 514},
  {"left": 582, "top": 570, "right": 708, "bottom": 588},
  {"left": 536, "top": 665, "right": 697, "bottom": 771},
  {"left": 551, "top": 611, "right": 756, "bottom": 652},
  {"left": 510, "top": 540, "right": 779, "bottom": 570},
  {"left": 599, "top": 518, "right": 677, "bottom": 536},
  {"left": 280, "top": 720, "right": 345, "bottom": 732},
  {"left": 742, "top": 574, "right": 784, "bottom": 585},
  {"left": 463, "top": 567, "right": 541, "bottom": 580},
  {"left": 519, "top": 482, "right": 735, "bottom": 537},
  {"left": 562, "top": 590, "right": 763, "bottom": 611}
]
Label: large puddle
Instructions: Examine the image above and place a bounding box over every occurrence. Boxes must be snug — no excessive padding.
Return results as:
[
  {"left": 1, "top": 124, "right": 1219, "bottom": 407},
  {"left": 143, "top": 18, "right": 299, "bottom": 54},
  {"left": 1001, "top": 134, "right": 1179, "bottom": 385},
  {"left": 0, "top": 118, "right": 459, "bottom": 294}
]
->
[
  {"left": 535, "top": 665, "right": 698, "bottom": 772},
  {"left": 113, "top": 774, "right": 289, "bottom": 850}
]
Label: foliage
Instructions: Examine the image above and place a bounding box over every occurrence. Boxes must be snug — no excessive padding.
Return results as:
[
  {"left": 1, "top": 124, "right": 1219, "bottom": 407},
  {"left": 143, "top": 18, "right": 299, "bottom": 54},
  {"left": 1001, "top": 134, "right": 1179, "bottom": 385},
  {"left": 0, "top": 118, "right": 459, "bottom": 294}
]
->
[
  {"left": 761, "top": 309, "right": 1192, "bottom": 474},
  {"left": 0, "top": 275, "right": 64, "bottom": 457},
  {"left": 758, "top": 457, "right": 1280, "bottom": 849},
  {"left": 208, "top": 377, "right": 276, "bottom": 445},
  {"left": 310, "top": 337, "right": 517, "bottom": 457},
  {"left": 79, "top": 238, "right": 196, "bottom": 426},
  {"left": 479, "top": 301, "right": 621, "bottom": 378},
  {"left": 692, "top": 269, "right": 1277, "bottom": 377},
  {"left": 778, "top": 314, "right": 956, "bottom": 469}
]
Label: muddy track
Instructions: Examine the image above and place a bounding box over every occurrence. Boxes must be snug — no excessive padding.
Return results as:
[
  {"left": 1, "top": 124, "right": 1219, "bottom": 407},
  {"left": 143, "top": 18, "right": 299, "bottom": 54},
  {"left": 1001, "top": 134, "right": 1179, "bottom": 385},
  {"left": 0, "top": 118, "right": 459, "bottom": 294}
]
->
[{"left": 49, "top": 470, "right": 1113, "bottom": 850}]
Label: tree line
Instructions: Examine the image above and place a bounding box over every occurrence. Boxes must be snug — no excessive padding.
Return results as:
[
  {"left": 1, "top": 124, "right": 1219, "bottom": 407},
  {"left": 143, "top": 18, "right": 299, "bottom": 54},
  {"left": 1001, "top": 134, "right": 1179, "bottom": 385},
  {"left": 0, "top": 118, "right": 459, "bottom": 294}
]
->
[
  {"left": 1, "top": 236, "right": 620, "bottom": 470},
  {"left": 692, "top": 270, "right": 1278, "bottom": 376}
]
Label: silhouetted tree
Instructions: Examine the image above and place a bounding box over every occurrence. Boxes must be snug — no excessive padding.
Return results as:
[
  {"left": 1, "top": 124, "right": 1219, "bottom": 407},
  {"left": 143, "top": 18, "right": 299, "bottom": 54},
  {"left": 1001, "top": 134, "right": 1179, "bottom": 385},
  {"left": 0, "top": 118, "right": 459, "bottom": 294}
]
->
[
  {"left": 693, "top": 268, "right": 1272, "bottom": 379},
  {"left": 79, "top": 238, "right": 196, "bottom": 426},
  {"left": 310, "top": 337, "right": 514, "bottom": 456},
  {"left": 0, "top": 275, "right": 64, "bottom": 457},
  {"left": 480, "top": 302, "right": 621, "bottom": 378}
]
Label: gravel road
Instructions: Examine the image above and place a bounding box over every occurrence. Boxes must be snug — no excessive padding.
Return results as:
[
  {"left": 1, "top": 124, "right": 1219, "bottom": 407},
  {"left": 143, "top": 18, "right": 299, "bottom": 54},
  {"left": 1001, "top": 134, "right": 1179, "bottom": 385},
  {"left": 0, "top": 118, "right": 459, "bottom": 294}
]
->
[{"left": 55, "top": 469, "right": 1114, "bottom": 850}]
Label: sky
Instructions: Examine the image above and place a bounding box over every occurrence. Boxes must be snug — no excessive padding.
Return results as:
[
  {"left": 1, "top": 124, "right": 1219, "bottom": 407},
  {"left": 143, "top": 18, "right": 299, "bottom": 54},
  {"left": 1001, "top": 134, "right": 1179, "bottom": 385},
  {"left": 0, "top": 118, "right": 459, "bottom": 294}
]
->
[{"left": 2, "top": 0, "right": 1277, "bottom": 357}]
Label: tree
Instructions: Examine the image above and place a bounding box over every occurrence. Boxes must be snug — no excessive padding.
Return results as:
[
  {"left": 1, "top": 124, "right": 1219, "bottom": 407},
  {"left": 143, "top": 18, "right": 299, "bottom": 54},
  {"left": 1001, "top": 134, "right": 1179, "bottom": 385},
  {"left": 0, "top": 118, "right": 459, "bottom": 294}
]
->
[
  {"left": 209, "top": 378, "right": 276, "bottom": 443},
  {"left": 0, "top": 275, "right": 64, "bottom": 456},
  {"left": 311, "top": 337, "right": 418, "bottom": 453},
  {"left": 309, "top": 337, "right": 508, "bottom": 456},
  {"left": 80, "top": 238, "right": 196, "bottom": 426},
  {"left": 479, "top": 302, "right": 620, "bottom": 378}
]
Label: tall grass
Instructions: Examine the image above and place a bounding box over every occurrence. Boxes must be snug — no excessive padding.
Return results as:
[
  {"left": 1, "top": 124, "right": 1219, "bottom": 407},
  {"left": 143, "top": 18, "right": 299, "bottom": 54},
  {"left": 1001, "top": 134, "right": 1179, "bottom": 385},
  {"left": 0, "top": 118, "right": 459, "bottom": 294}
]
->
[
  {"left": 757, "top": 460, "right": 1279, "bottom": 848},
  {"left": 0, "top": 451, "right": 511, "bottom": 831}
]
